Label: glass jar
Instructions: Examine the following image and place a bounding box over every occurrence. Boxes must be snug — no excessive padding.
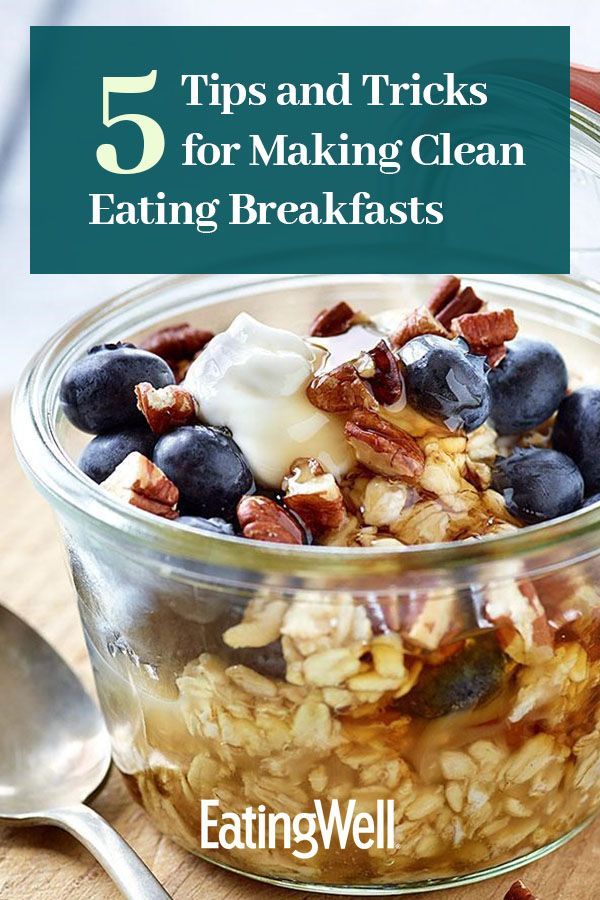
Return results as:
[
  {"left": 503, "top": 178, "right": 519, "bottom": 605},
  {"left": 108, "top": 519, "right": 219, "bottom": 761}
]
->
[
  {"left": 571, "top": 72, "right": 600, "bottom": 278},
  {"left": 12, "top": 272, "right": 600, "bottom": 894}
]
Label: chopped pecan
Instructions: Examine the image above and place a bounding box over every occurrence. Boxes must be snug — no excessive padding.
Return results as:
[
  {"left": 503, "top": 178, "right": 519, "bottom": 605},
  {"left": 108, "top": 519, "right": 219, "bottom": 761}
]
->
[
  {"left": 309, "top": 301, "right": 358, "bottom": 337},
  {"left": 345, "top": 410, "right": 425, "bottom": 479},
  {"left": 169, "top": 358, "right": 196, "bottom": 383},
  {"left": 282, "top": 458, "right": 347, "bottom": 535},
  {"left": 402, "top": 591, "right": 459, "bottom": 651},
  {"left": 141, "top": 322, "right": 213, "bottom": 361},
  {"left": 365, "top": 340, "right": 405, "bottom": 406},
  {"left": 486, "top": 344, "right": 509, "bottom": 368},
  {"left": 101, "top": 452, "right": 179, "bottom": 519},
  {"left": 451, "top": 308, "right": 518, "bottom": 367},
  {"left": 307, "top": 363, "right": 377, "bottom": 413},
  {"left": 135, "top": 382, "right": 197, "bottom": 435},
  {"left": 391, "top": 305, "right": 450, "bottom": 349},
  {"left": 437, "top": 285, "right": 484, "bottom": 330},
  {"left": 237, "top": 495, "right": 305, "bottom": 544},
  {"left": 365, "top": 595, "right": 402, "bottom": 633},
  {"left": 426, "top": 275, "right": 462, "bottom": 315},
  {"left": 484, "top": 579, "right": 552, "bottom": 665},
  {"left": 503, "top": 881, "right": 539, "bottom": 900}
]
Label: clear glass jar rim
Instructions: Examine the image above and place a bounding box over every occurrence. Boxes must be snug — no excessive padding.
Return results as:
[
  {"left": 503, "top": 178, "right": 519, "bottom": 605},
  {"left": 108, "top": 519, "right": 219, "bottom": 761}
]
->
[
  {"left": 12, "top": 272, "right": 600, "bottom": 589},
  {"left": 571, "top": 99, "right": 600, "bottom": 142},
  {"left": 571, "top": 100, "right": 600, "bottom": 176}
]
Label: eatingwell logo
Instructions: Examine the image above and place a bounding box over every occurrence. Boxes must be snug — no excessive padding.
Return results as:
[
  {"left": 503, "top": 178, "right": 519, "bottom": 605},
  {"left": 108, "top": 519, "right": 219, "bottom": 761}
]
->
[{"left": 200, "top": 799, "right": 396, "bottom": 859}]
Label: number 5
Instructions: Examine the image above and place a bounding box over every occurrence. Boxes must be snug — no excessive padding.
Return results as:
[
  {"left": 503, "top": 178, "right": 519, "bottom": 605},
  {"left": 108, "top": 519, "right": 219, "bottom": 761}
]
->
[{"left": 96, "top": 70, "right": 165, "bottom": 174}]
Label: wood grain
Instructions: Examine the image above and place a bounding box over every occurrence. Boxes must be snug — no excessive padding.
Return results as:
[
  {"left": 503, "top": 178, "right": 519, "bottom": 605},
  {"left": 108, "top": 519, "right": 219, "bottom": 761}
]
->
[{"left": 0, "top": 392, "right": 597, "bottom": 900}]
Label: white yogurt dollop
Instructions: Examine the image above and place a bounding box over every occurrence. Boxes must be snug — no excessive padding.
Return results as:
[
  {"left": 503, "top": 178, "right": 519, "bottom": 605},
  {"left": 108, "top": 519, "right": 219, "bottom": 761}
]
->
[{"left": 184, "top": 313, "right": 353, "bottom": 488}]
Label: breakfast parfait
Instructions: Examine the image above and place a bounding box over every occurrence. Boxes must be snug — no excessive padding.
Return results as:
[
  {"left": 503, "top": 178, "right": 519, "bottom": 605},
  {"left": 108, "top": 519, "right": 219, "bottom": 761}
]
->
[{"left": 55, "top": 276, "right": 600, "bottom": 887}]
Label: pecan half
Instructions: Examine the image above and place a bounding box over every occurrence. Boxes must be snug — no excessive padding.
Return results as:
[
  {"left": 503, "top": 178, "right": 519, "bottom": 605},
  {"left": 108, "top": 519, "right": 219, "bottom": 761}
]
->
[
  {"left": 282, "top": 458, "right": 347, "bottom": 535},
  {"left": 309, "top": 301, "right": 358, "bottom": 337},
  {"left": 426, "top": 275, "right": 461, "bottom": 315},
  {"left": 101, "top": 452, "right": 179, "bottom": 518},
  {"left": 141, "top": 322, "right": 213, "bottom": 361},
  {"left": 135, "top": 382, "right": 197, "bottom": 435},
  {"left": 345, "top": 410, "right": 425, "bottom": 478},
  {"left": 436, "top": 285, "right": 484, "bottom": 330},
  {"left": 365, "top": 340, "right": 405, "bottom": 406},
  {"left": 451, "top": 308, "right": 518, "bottom": 367},
  {"left": 307, "top": 363, "right": 377, "bottom": 413},
  {"left": 237, "top": 496, "right": 305, "bottom": 544},
  {"left": 503, "top": 881, "right": 539, "bottom": 900},
  {"left": 391, "top": 306, "right": 450, "bottom": 349}
]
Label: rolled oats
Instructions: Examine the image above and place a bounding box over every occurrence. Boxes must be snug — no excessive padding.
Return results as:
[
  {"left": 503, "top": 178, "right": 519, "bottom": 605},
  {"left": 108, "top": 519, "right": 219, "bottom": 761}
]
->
[
  {"left": 126, "top": 557, "right": 600, "bottom": 888},
  {"left": 223, "top": 595, "right": 287, "bottom": 649},
  {"left": 439, "top": 750, "right": 477, "bottom": 781},
  {"left": 303, "top": 647, "right": 363, "bottom": 687}
]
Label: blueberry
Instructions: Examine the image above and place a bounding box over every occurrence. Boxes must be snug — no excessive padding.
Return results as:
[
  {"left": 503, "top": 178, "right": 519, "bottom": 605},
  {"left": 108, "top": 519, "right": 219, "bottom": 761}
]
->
[
  {"left": 397, "top": 637, "right": 505, "bottom": 718},
  {"left": 397, "top": 335, "right": 490, "bottom": 433},
  {"left": 229, "top": 640, "right": 287, "bottom": 681},
  {"left": 78, "top": 427, "right": 157, "bottom": 483},
  {"left": 60, "top": 342, "right": 175, "bottom": 433},
  {"left": 553, "top": 388, "right": 600, "bottom": 493},
  {"left": 178, "top": 515, "right": 236, "bottom": 536},
  {"left": 153, "top": 425, "right": 254, "bottom": 519},
  {"left": 488, "top": 338, "right": 567, "bottom": 435},
  {"left": 583, "top": 493, "right": 600, "bottom": 509},
  {"left": 492, "top": 447, "right": 584, "bottom": 524}
]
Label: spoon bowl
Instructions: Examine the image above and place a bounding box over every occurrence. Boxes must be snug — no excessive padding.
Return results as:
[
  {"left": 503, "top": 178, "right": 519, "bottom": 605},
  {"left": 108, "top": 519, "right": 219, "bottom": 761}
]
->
[
  {"left": 0, "top": 604, "right": 171, "bottom": 899},
  {"left": 0, "top": 605, "right": 110, "bottom": 817}
]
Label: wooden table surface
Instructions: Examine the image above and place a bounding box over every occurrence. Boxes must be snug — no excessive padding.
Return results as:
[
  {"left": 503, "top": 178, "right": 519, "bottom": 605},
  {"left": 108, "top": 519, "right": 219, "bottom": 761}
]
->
[{"left": 1, "top": 392, "right": 599, "bottom": 900}]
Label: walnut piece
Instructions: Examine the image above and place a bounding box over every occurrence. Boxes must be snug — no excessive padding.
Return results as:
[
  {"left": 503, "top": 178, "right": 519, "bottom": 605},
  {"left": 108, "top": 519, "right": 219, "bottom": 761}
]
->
[
  {"left": 362, "top": 476, "right": 409, "bottom": 528},
  {"left": 237, "top": 495, "right": 305, "bottom": 544},
  {"left": 307, "top": 363, "right": 377, "bottom": 413},
  {"left": 282, "top": 458, "right": 347, "bottom": 535},
  {"left": 101, "top": 451, "right": 179, "bottom": 518},
  {"left": 391, "top": 306, "right": 450, "bottom": 349},
  {"left": 309, "top": 301, "right": 358, "bottom": 337},
  {"left": 345, "top": 410, "right": 425, "bottom": 479},
  {"left": 135, "top": 382, "right": 197, "bottom": 435}
]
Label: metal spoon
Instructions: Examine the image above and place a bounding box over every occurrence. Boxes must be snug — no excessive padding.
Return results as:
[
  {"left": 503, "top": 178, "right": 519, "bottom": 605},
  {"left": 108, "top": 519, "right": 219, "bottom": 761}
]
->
[{"left": 0, "top": 604, "right": 171, "bottom": 899}]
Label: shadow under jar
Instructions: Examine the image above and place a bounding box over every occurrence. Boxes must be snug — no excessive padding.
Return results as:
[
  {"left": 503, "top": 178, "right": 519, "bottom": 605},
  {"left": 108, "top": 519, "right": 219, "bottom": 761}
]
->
[{"left": 12, "top": 273, "right": 600, "bottom": 894}]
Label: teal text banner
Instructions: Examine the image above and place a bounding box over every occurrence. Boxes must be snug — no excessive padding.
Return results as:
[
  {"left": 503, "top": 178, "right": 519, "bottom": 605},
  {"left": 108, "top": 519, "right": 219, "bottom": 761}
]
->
[{"left": 30, "top": 26, "right": 570, "bottom": 274}]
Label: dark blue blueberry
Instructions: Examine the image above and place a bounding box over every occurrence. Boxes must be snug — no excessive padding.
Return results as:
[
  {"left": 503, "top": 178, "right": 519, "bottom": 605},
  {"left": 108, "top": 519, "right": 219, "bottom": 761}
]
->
[
  {"left": 78, "top": 427, "right": 157, "bottom": 483},
  {"left": 583, "top": 493, "right": 600, "bottom": 509},
  {"left": 60, "top": 342, "right": 175, "bottom": 433},
  {"left": 397, "top": 335, "right": 490, "bottom": 433},
  {"left": 229, "top": 640, "right": 287, "bottom": 680},
  {"left": 178, "top": 515, "right": 236, "bottom": 536},
  {"left": 397, "top": 637, "right": 505, "bottom": 718},
  {"left": 492, "top": 448, "right": 584, "bottom": 524},
  {"left": 153, "top": 425, "right": 254, "bottom": 520},
  {"left": 488, "top": 338, "right": 567, "bottom": 435},
  {"left": 553, "top": 388, "right": 600, "bottom": 493}
]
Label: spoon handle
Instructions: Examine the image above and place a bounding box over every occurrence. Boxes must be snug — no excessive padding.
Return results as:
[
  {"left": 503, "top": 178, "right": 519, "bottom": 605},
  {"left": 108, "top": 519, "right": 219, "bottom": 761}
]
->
[{"left": 43, "top": 804, "right": 172, "bottom": 899}]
